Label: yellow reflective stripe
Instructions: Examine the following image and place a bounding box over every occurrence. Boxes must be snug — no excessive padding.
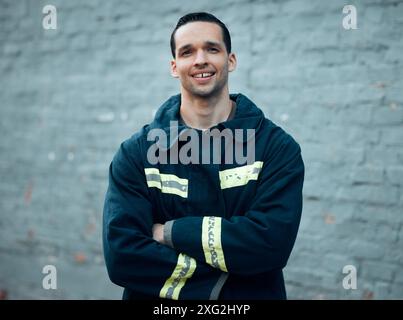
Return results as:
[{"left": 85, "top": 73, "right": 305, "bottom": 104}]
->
[
  {"left": 159, "top": 253, "right": 196, "bottom": 300},
  {"left": 145, "top": 180, "right": 161, "bottom": 189},
  {"left": 145, "top": 168, "right": 188, "bottom": 185},
  {"left": 160, "top": 186, "right": 187, "bottom": 198},
  {"left": 202, "top": 216, "right": 227, "bottom": 272},
  {"left": 146, "top": 181, "right": 187, "bottom": 197},
  {"left": 144, "top": 168, "right": 188, "bottom": 198},
  {"left": 219, "top": 161, "right": 264, "bottom": 189},
  {"left": 160, "top": 173, "right": 188, "bottom": 185},
  {"left": 144, "top": 168, "right": 160, "bottom": 175}
]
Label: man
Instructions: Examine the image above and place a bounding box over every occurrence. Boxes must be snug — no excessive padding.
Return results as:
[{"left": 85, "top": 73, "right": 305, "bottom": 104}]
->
[{"left": 103, "top": 12, "right": 304, "bottom": 300}]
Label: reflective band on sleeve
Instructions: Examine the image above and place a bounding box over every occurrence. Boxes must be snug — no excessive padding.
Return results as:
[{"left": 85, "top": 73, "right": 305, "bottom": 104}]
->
[
  {"left": 159, "top": 253, "right": 196, "bottom": 300},
  {"left": 144, "top": 168, "right": 188, "bottom": 198},
  {"left": 202, "top": 216, "right": 227, "bottom": 272},
  {"left": 219, "top": 161, "right": 264, "bottom": 189}
]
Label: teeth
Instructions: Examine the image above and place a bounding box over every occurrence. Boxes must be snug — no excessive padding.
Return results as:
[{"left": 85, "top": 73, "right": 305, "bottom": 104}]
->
[{"left": 194, "top": 73, "right": 213, "bottom": 78}]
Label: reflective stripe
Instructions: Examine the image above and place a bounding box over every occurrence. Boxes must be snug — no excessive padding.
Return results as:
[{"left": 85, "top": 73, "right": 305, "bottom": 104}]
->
[
  {"left": 202, "top": 216, "right": 227, "bottom": 272},
  {"left": 144, "top": 168, "right": 188, "bottom": 198},
  {"left": 219, "top": 161, "right": 264, "bottom": 189},
  {"left": 159, "top": 253, "right": 196, "bottom": 300},
  {"left": 209, "top": 273, "right": 229, "bottom": 300}
]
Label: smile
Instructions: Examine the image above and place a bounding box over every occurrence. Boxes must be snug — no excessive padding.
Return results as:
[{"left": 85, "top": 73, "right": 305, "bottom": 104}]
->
[
  {"left": 192, "top": 72, "right": 215, "bottom": 78},
  {"left": 191, "top": 72, "right": 215, "bottom": 83}
]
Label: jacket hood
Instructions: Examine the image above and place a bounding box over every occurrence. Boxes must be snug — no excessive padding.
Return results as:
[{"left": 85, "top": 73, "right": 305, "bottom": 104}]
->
[{"left": 149, "top": 93, "right": 265, "bottom": 149}]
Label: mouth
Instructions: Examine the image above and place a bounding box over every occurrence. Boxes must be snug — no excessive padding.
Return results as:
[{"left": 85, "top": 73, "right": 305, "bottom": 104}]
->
[{"left": 191, "top": 72, "right": 216, "bottom": 83}]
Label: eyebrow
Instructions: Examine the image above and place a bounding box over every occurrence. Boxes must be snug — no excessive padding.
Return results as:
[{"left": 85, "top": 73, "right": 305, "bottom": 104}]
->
[
  {"left": 177, "top": 44, "right": 192, "bottom": 53},
  {"left": 177, "top": 41, "right": 222, "bottom": 53},
  {"left": 205, "top": 41, "right": 221, "bottom": 48}
]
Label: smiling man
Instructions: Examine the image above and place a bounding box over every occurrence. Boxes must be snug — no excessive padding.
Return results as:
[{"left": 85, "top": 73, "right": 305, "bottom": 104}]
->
[
  {"left": 170, "top": 18, "right": 236, "bottom": 130},
  {"left": 103, "top": 12, "right": 305, "bottom": 300}
]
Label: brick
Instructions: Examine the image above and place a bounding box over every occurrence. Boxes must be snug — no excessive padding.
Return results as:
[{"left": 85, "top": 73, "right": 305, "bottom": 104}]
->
[
  {"left": 364, "top": 5, "right": 384, "bottom": 23},
  {"left": 0, "top": 0, "right": 27, "bottom": 18},
  {"left": 373, "top": 223, "right": 399, "bottom": 243},
  {"left": 285, "top": 267, "right": 323, "bottom": 287},
  {"left": 354, "top": 204, "right": 403, "bottom": 226},
  {"left": 395, "top": 269, "right": 403, "bottom": 285},
  {"left": 69, "top": 33, "right": 91, "bottom": 51},
  {"left": 386, "top": 166, "right": 403, "bottom": 185},
  {"left": 324, "top": 254, "right": 357, "bottom": 276},
  {"left": 372, "top": 105, "right": 403, "bottom": 125},
  {"left": 312, "top": 125, "right": 380, "bottom": 147},
  {"left": 379, "top": 237, "right": 403, "bottom": 264},
  {"left": 385, "top": 44, "right": 403, "bottom": 64},
  {"left": 389, "top": 284, "right": 403, "bottom": 299},
  {"left": 382, "top": 127, "right": 403, "bottom": 146},
  {"left": 374, "top": 282, "right": 392, "bottom": 299},
  {"left": 303, "top": 143, "right": 365, "bottom": 165},
  {"left": 282, "top": 0, "right": 313, "bottom": 15},
  {"left": 251, "top": 2, "right": 281, "bottom": 19},
  {"left": 303, "top": 162, "right": 348, "bottom": 200},
  {"left": 300, "top": 103, "right": 373, "bottom": 127},
  {"left": 361, "top": 261, "right": 396, "bottom": 282},
  {"left": 365, "top": 147, "right": 403, "bottom": 166},
  {"left": 334, "top": 219, "right": 373, "bottom": 240},
  {"left": 384, "top": 83, "right": 403, "bottom": 105},
  {"left": 2, "top": 43, "right": 22, "bottom": 56},
  {"left": 349, "top": 165, "right": 384, "bottom": 185},
  {"left": 347, "top": 240, "right": 385, "bottom": 260},
  {"left": 337, "top": 184, "right": 399, "bottom": 205}
]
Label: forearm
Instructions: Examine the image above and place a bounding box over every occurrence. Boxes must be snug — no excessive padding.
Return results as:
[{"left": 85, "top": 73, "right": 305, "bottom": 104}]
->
[{"left": 162, "top": 150, "right": 304, "bottom": 275}]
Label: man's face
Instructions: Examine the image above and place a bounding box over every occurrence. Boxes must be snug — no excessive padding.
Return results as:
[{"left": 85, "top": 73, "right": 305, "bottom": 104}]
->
[{"left": 171, "top": 21, "right": 236, "bottom": 99}]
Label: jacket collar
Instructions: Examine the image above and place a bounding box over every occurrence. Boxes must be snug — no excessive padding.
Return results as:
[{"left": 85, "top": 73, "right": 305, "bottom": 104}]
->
[{"left": 149, "top": 93, "right": 264, "bottom": 149}]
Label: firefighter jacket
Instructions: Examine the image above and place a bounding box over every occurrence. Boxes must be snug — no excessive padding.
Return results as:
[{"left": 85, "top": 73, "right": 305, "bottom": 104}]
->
[{"left": 103, "top": 93, "right": 305, "bottom": 300}]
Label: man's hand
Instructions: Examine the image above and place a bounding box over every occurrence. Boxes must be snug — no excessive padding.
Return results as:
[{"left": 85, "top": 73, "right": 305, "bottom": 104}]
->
[{"left": 152, "top": 223, "right": 165, "bottom": 244}]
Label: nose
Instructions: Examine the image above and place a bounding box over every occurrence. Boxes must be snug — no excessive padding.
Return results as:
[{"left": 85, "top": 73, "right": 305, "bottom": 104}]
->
[{"left": 193, "top": 49, "right": 207, "bottom": 67}]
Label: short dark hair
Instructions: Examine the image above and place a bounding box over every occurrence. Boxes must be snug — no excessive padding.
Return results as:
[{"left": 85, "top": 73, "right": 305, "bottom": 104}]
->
[{"left": 170, "top": 12, "right": 232, "bottom": 58}]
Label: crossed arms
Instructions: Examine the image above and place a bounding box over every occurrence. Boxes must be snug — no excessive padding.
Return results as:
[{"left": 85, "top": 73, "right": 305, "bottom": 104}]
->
[{"left": 103, "top": 133, "right": 304, "bottom": 299}]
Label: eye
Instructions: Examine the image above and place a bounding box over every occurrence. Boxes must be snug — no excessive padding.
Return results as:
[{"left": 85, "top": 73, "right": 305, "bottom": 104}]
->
[
  {"left": 181, "top": 50, "right": 192, "bottom": 56},
  {"left": 208, "top": 47, "right": 219, "bottom": 53}
]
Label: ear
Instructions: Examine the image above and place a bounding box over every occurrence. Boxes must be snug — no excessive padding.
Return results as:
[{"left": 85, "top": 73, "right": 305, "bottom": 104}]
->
[
  {"left": 170, "top": 59, "right": 179, "bottom": 78},
  {"left": 228, "top": 53, "right": 237, "bottom": 73}
]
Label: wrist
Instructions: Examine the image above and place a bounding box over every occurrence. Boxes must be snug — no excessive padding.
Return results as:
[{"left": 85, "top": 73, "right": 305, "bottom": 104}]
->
[{"left": 164, "top": 220, "right": 175, "bottom": 248}]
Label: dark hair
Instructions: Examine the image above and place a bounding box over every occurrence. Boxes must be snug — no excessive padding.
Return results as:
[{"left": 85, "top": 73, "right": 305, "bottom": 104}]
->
[{"left": 170, "top": 12, "right": 232, "bottom": 58}]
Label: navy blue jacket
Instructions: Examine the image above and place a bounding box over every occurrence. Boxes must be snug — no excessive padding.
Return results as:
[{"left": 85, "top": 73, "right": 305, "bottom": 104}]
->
[{"left": 103, "top": 93, "right": 304, "bottom": 300}]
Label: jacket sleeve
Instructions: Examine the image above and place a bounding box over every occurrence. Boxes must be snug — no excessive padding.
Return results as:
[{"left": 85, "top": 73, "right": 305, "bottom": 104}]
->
[
  {"left": 164, "top": 132, "right": 304, "bottom": 275},
  {"left": 103, "top": 136, "right": 226, "bottom": 300}
]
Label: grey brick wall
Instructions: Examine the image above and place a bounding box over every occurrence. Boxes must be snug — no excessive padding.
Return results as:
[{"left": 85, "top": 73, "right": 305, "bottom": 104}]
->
[{"left": 0, "top": 0, "right": 402, "bottom": 299}]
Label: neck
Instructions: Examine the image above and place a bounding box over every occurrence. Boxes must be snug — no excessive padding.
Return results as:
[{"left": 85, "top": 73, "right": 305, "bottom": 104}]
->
[{"left": 179, "top": 88, "right": 233, "bottom": 130}]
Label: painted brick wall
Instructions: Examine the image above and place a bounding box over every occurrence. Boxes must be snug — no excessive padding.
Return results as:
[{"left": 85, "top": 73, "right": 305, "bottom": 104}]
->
[{"left": 0, "top": 0, "right": 402, "bottom": 299}]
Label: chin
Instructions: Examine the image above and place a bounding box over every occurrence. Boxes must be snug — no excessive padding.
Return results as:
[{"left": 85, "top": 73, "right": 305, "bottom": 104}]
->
[
  {"left": 189, "top": 86, "right": 221, "bottom": 98},
  {"left": 192, "top": 90, "right": 215, "bottom": 98}
]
